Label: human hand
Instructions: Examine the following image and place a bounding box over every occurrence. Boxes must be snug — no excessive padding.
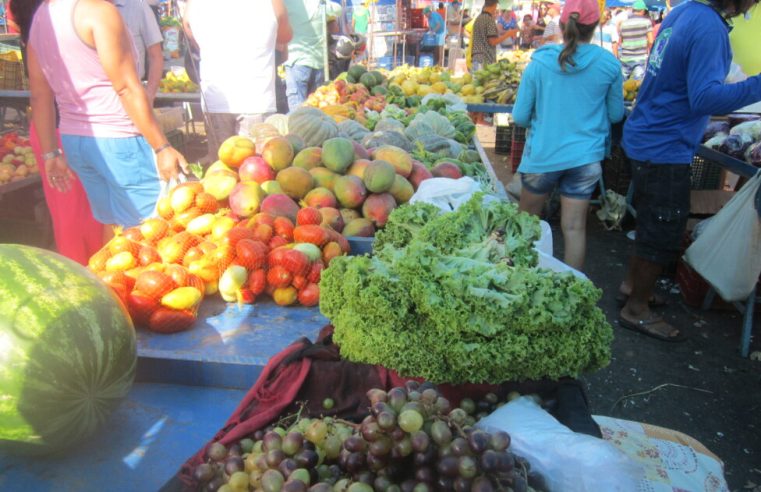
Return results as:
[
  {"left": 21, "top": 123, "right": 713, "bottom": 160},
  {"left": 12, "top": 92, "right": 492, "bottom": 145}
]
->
[
  {"left": 45, "top": 155, "right": 75, "bottom": 193},
  {"left": 156, "top": 146, "right": 189, "bottom": 181}
]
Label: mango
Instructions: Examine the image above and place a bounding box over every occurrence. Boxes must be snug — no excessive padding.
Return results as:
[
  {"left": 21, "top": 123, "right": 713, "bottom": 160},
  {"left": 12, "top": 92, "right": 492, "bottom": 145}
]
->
[
  {"left": 363, "top": 160, "right": 396, "bottom": 193},
  {"left": 276, "top": 166, "right": 314, "bottom": 200}
]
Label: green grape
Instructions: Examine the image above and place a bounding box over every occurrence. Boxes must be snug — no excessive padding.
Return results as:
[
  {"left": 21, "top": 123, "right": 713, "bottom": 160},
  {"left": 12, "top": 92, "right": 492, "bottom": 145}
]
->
[
  {"left": 323, "top": 398, "right": 335, "bottom": 410},
  {"left": 229, "top": 471, "right": 250, "bottom": 491},
  {"left": 305, "top": 420, "right": 329, "bottom": 445},
  {"left": 398, "top": 410, "right": 424, "bottom": 433}
]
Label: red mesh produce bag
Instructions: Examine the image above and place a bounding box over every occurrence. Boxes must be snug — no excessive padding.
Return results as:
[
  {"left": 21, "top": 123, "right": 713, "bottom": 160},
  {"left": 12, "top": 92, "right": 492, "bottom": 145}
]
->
[{"left": 172, "top": 326, "right": 599, "bottom": 491}]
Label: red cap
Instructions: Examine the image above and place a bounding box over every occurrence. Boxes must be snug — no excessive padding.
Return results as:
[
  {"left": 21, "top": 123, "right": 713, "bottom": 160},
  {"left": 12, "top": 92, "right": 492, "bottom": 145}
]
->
[{"left": 560, "top": 0, "right": 600, "bottom": 25}]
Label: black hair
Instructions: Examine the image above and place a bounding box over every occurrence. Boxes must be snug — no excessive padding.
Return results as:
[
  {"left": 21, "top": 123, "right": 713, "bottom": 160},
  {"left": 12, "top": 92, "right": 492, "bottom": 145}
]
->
[
  {"left": 10, "top": 0, "right": 45, "bottom": 44},
  {"left": 484, "top": 0, "right": 499, "bottom": 7},
  {"left": 439, "top": 2, "right": 444, "bottom": 9},
  {"left": 558, "top": 14, "right": 598, "bottom": 71}
]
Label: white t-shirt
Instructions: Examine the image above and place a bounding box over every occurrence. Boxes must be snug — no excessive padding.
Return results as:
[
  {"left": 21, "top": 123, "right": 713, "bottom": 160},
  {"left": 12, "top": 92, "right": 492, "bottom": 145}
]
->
[
  {"left": 594, "top": 21, "right": 619, "bottom": 54},
  {"left": 187, "top": 0, "right": 277, "bottom": 114},
  {"left": 114, "top": 0, "right": 164, "bottom": 79}
]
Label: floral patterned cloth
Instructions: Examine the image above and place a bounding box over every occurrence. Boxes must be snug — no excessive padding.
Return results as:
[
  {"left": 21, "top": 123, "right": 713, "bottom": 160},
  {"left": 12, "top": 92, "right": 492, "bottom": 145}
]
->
[{"left": 594, "top": 416, "right": 729, "bottom": 492}]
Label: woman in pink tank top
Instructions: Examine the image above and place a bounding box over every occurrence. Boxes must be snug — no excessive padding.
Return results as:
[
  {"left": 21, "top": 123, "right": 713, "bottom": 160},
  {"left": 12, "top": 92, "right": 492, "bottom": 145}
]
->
[{"left": 25, "top": 0, "right": 188, "bottom": 231}]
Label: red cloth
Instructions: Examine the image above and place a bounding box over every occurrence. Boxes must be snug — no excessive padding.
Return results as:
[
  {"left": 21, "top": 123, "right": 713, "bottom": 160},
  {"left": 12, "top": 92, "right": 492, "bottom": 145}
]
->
[{"left": 30, "top": 125, "right": 103, "bottom": 265}]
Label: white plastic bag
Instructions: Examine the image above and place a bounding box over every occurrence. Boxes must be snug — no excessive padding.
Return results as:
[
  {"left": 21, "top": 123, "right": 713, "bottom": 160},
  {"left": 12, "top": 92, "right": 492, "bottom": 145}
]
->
[
  {"left": 409, "top": 176, "right": 483, "bottom": 211},
  {"left": 684, "top": 170, "right": 761, "bottom": 302},
  {"left": 477, "top": 397, "right": 644, "bottom": 492}
]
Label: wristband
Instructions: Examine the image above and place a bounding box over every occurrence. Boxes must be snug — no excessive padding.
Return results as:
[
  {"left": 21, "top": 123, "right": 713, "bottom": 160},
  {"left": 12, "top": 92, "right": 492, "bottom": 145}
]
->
[
  {"left": 42, "top": 148, "right": 63, "bottom": 160},
  {"left": 154, "top": 143, "right": 172, "bottom": 154}
]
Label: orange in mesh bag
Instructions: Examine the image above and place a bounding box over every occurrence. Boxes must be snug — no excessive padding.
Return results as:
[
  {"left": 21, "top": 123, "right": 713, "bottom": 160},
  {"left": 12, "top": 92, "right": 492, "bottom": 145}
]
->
[{"left": 129, "top": 266, "right": 204, "bottom": 333}]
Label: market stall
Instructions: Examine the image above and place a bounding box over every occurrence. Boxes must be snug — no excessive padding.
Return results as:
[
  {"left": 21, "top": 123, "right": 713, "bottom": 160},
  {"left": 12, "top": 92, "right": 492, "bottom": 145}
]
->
[{"left": 0, "top": 58, "right": 738, "bottom": 492}]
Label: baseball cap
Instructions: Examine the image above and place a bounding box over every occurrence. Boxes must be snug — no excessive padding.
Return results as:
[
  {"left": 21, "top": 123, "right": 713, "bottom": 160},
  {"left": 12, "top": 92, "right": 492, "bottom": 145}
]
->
[
  {"left": 423, "top": 6, "right": 432, "bottom": 14},
  {"left": 632, "top": 0, "right": 648, "bottom": 10},
  {"left": 560, "top": 0, "right": 601, "bottom": 25}
]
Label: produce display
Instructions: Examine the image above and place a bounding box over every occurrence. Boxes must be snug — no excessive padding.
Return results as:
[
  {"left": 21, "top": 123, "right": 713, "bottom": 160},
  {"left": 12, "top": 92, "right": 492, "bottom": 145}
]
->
[
  {"left": 0, "top": 244, "right": 136, "bottom": 454},
  {"left": 470, "top": 60, "right": 523, "bottom": 106},
  {"left": 321, "top": 194, "right": 613, "bottom": 384},
  {"left": 159, "top": 68, "right": 199, "bottom": 93},
  {"left": 622, "top": 77, "right": 641, "bottom": 103},
  {"left": 0, "top": 132, "right": 37, "bottom": 185},
  {"left": 191, "top": 382, "right": 548, "bottom": 492},
  {"left": 702, "top": 116, "right": 761, "bottom": 166}
]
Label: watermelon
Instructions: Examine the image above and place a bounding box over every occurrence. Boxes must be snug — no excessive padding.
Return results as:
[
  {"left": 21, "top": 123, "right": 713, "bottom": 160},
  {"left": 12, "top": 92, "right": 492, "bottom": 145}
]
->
[{"left": 0, "top": 245, "right": 137, "bottom": 454}]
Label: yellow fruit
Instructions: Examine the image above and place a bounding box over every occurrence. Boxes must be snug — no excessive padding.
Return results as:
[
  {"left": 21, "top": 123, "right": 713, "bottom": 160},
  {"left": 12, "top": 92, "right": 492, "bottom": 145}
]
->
[
  {"left": 623, "top": 79, "right": 638, "bottom": 92},
  {"left": 401, "top": 80, "right": 418, "bottom": 97},
  {"left": 105, "top": 251, "right": 137, "bottom": 272},
  {"left": 417, "top": 85, "right": 434, "bottom": 97},
  {"left": 429, "top": 72, "right": 441, "bottom": 84},
  {"left": 161, "top": 286, "right": 203, "bottom": 310},
  {"left": 431, "top": 82, "right": 448, "bottom": 94},
  {"left": 461, "top": 72, "right": 473, "bottom": 84}
]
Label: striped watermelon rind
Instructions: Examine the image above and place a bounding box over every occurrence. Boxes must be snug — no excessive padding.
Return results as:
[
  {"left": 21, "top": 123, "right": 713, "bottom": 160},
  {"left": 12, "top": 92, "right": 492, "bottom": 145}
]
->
[{"left": 0, "top": 244, "right": 137, "bottom": 454}]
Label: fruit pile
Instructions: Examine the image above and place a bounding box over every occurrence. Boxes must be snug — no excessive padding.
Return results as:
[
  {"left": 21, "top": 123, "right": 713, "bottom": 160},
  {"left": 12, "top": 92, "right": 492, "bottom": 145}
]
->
[
  {"left": 623, "top": 78, "right": 642, "bottom": 102},
  {"left": 159, "top": 68, "right": 199, "bottom": 93},
  {"left": 472, "top": 60, "right": 523, "bottom": 106},
  {"left": 211, "top": 120, "right": 436, "bottom": 239},
  {"left": 0, "top": 132, "right": 37, "bottom": 185},
  {"left": 191, "top": 382, "right": 547, "bottom": 492}
]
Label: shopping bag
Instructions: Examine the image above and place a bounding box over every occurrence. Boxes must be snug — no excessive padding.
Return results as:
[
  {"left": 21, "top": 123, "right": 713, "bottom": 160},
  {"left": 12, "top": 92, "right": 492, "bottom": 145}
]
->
[
  {"left": 408, "top": 176, "right": 484, "bottom": 211},
  {"left": 683, "top": 170, "right": 761, "bottom": 302},
  {"left": 150, "top": 174, "right": 187, "bottom": 218}
]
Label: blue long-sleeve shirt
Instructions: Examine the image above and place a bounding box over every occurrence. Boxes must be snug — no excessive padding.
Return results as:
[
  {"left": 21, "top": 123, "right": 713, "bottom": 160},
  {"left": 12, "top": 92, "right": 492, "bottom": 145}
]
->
[
  {"left": 622, "top": 1, "right": 761, "bottom": 164},
  {"left": 513, "top": 44, "right": 624, "bottom": 173}
]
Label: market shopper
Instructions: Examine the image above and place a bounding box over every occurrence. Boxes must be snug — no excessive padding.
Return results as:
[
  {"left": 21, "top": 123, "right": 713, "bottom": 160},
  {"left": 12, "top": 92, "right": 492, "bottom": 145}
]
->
[
  {"left": 519, "top": 14, "right": 535, "bottom": 49},
  {"left": 541, "top": 4, "right": 562, "bottom": 44},
  {"left": 513, "top": 0, "right": 624, "bottom": 271},
  {"left": 470, "top": 0, "right": 519, "bottom": 71},
  {"left": 283, "top": 0, "right": 339, "bottom": 111},
  {"left": 10, "top": 0, "right": 103, "bottom": 264},
  {"left": 351, "top": 0, "right": 369, "bottom": 35},
  {"left": 184, "top": 0, "right": 292, "bottom": 154},
  {"left": 618, "top": 0, "right": 761, "bottom": 341},
  {"left": 27, "top": 0, "right": 187, "bottom": 232},
  {"left": 110, "top": 0, "right": 164, "bottom": 106},
  {"left": 617, "top": 0, "right": 653, "bottom": 78},
  {"left": 423, "top": 6, "right": 446, "bottom": 67}
]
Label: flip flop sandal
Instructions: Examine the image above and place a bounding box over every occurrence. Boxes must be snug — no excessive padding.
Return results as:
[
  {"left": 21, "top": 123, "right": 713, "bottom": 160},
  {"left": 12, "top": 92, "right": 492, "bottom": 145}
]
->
[
  {"left": 618, "top": 315, "right": 687, "bottom": 343},
  {"left": 615, "top": 293, "right": 668, "bottom": 308}
]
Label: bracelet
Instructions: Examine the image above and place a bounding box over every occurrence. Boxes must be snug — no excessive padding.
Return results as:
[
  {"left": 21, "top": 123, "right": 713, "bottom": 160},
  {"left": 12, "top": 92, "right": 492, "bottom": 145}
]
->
[
  {"left": 42, "top": 148, "right": 63, "bottom": 160},
  {"left": 154, "top": 143, "right": 172, "bottom": 154}
]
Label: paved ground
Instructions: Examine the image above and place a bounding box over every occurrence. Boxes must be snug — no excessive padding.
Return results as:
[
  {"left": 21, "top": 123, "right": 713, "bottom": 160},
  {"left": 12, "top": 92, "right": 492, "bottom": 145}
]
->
[{"left": 478, "top": 123, "right": 761, "bottom": 491}]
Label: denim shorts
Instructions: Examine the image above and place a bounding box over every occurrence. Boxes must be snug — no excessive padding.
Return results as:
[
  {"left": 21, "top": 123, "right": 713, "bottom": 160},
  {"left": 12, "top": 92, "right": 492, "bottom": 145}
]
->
[
  {"left": 630, "top": 159, "right": 691, "bottom": 265},
  {"left": 61, "top": 135, "right": 160, "bottom": 228},
  {"left": 520, "top": 162, "right": 602, "bottom": 200}
]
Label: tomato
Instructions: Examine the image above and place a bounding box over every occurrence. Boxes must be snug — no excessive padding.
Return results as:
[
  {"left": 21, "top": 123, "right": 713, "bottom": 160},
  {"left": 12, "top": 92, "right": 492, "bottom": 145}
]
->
[
  {"left": 251, "top": 212, "right": 275, "bottom": 227},
  {"left": 267, "top": 265, "right": 292, "bottom": 288},
  {"left": 186, "top": 273, "right": 205, "bottom": 293},
  {"left": 123, "top": 227, "right": 144, "bottom": 243},
  {"left": 135, "top": 270, "right": 177, "bottom": 300},
  {"left": 292, "top": 275, "right": 307, "bottom": 290},
  {"left": 252, "top": 223, "right": 273, "bottom": 243},
  {"left": 235, "top": 239, "right": 268, "bottom": 270},
  {"left": 147, "top": 308, "right": 196, "bottom": 334},
  {"left": 322, "top": 241, "right": 343, "bottom": 266},
  {"left": 188, "top": 259, "right": 220, "bottom": 283},
  {"left": 108, "top": 236, "right": 139, "bottom": 256},
  {"left": 209, "top": 245, "right": 235, "bottom": 273},
  {"left": 238, "top": 288, "right": 256, "bottom": 304},
  {"left": 107, "top": 281, "right": 129, "bottom": 306},
  {"left": 273, "top": 217, "right": 294, "bottom": 241},
  {"left": 138, "top": 245, "right": 162, "bottom": 266},
  {"left": 127, "top": 290, "right": 160, "bottom": 326},
  {"left": 269, "top": 236, "right": 288, "bottom": 250},
  {"left": 223, "top": 227, "right": 256, "bottom": 248},
  {"left": 282, "top": 249, "right": 310, "bottom": 276},
  {"left": 105, "top": 251, "right": 137, "bottom": 272},
  {"left": 100, "top": 270, "right": 135, "bottom": 292},
  {"left": 165, "top": 264, "right": 189, "bottom": 287},
  {"left": 194, "top": 192, "right": 219, "bottom": 214},
  {"left": 297, "top": 283, "right": 320, "bottom": 307},
  {"left": 248, "top": 269, "right": 266, "bottom": 296},
  {"left": 88, "top": 248, "right": 111, "bottom": 272},
  {"left": 307, "top": 261, "right": 324, "bottom": 284},
  {"left": 140, "top": 217, "right": 170, "bottom": 243},
  {"left": 273, "top": 286, "right": 298, "bottom": 306},
  {"left": 161, "top": 286, "right": 203, "bottom": 310},
  {"left": 182, "top": 246, "right": 204, "bottom": 267}
]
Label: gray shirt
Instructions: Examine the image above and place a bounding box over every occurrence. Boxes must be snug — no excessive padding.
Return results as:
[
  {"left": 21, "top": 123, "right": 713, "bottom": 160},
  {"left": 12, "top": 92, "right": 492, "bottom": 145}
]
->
[{"left": 114, "top": 0, "right": 164, "bottom": 79}]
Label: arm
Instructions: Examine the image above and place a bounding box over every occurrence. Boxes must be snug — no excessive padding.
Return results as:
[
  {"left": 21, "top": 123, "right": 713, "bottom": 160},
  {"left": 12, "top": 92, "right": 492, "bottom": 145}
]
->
[
  {"left": 512, "top": 63, "right": 536, "bottom": 128},
  {"left": 182, "top": 0, "right": 199, "bottom": 52},
  {"left": 488, "top": 28, "right": 519, "bottom": 46},
  {"left": 27, "top": 44, "right": 75, "bottom": 193},
  {"left": 79, "top": 0, "right": 186, "bottom": 179},
  {"left": 687, "top": 30, "right": 761, "bottom": 116},
  {"left": 646, "top": 29, "right": 654, "bottom": 51},
  {"left": 607, "top": 67, "right": 625, "bottom": 123},
  {"left": 271, "top": 0, "right": 293, "bottom": 44},
  {"left": 141, "top": 1, "right": 165, "bottom": 104}
]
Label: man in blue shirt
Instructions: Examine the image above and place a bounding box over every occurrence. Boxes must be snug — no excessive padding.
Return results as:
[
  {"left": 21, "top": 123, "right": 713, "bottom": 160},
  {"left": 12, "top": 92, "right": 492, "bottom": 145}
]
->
[
  {"left": 619, "top": 0, "right": 761, "bottom": 342},
  {"left": 424, "top": 6, "right": 446, "bottom": 66}
]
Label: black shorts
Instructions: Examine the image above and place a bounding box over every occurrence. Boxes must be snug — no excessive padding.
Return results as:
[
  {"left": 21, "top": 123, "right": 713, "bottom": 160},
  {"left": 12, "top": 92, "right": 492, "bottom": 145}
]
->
[{"left": 631, "top": 160, "right": 691, "bottom": 266}]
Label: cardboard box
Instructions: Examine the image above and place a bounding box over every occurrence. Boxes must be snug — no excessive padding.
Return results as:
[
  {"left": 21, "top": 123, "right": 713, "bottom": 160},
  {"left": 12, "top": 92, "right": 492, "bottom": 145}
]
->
[{"left": 690, "top": 190, "right": 735, "bottom": 215}]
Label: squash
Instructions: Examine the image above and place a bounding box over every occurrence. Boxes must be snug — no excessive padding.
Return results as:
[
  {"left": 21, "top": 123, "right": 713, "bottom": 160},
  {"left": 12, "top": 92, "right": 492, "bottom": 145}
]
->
[
  {"left": 338, "top": 120, "right": 371, "bottom": 142},
  {"left": 264, "top": 114, "right": 289, "bottom": 135},
  {"left": 248, "top": 123, "right": 280, "bottom": 154},
  {"left": 287, "top": 107, "right": 340, "bottom": 147}
]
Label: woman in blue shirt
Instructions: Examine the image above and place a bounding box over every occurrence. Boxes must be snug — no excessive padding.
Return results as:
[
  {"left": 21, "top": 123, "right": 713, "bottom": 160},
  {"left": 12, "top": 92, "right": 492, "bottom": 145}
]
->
[{"left": 513, "top": 0, "right": 624, "bottom": 271}]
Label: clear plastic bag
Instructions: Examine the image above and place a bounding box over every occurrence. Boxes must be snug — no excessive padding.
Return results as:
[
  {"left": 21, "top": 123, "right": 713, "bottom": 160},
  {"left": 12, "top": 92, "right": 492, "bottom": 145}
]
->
[{"left": 477, "top": 397, "right": 645, "bottom": 492}]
